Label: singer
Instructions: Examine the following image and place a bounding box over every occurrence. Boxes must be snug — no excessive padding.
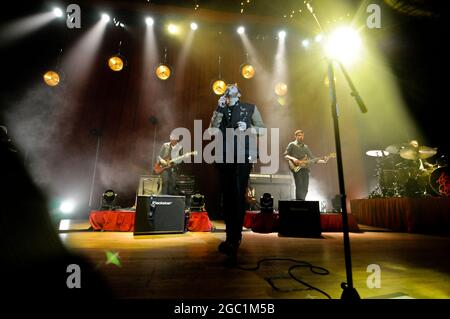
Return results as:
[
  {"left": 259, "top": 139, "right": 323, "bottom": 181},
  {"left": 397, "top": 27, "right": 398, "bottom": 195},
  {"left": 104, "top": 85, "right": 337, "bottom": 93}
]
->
[{"left": 209, "top": 83, "right": 265, "bottom": 266}]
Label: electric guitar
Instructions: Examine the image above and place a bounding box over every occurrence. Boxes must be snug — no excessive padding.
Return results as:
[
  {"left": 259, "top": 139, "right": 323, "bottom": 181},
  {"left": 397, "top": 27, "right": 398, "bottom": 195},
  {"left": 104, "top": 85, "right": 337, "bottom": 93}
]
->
[
  {"left": 153, "top": 151, "right": 198, "bottom": 175},
  {"left": 287, "top": 152, "right": 336, "bottom": 173}
]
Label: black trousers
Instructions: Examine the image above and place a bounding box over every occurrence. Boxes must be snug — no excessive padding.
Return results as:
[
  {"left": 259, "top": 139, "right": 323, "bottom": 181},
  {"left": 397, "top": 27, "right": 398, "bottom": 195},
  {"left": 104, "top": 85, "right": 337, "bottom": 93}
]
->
[
  {"left": 217, "top": 163, "right": 253, "bottom": 243},
  {"left": 293, "top": 169, "right": 310, "bottom": 200},
  {"left": 161, "top": 168, "right": 177, "bottom": 195}
]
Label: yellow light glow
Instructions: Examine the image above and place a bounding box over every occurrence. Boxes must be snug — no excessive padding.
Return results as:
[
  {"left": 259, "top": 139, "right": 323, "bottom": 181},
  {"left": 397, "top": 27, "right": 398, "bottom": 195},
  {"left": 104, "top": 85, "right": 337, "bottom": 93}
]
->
[
  {"left": 43, "top": 70, "right": 60, "bottom": 86},
  {"left": 324, "top": 26, "right": 362, "bottom": 64},
  {"left": 241, "top": 64, "right": 255, "bottom": 79},
  {"left": 108, "top": 56, "right": 124, "bottom": 71},
  {"left": 274, "top": 82, "right": 288, "bottom": 96},
  {"left": 155, "top": 64, "right": 171, "bottom": 80},
  {"left": 212, "top": 80, "right": 227, "bottom": 95},
  {"left": 168, "top": 24, "right": 179, "bottom": 34}
]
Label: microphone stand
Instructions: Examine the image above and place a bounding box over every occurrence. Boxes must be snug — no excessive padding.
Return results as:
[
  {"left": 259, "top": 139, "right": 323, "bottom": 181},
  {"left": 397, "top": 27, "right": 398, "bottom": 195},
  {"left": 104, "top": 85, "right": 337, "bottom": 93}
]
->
[{"left": 327, "top": 59, "right": 366, "bottom": 300}]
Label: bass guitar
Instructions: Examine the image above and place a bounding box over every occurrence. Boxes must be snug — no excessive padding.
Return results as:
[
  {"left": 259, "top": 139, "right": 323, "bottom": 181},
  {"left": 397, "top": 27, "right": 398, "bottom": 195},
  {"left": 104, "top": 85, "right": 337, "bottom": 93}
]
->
[
  {"left": 287, "top": 152, "right": 336, "bottom": 173},
  {"left": 153, "top": 151, "right": 198, "bottom": 175}
]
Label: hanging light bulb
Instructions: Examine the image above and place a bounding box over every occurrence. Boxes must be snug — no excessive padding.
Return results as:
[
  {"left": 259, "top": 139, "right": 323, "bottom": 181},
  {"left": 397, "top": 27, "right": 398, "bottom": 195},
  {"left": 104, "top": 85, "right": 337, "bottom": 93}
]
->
[
  {"left": 43, "top": 48, "right": 64, "bottom": 87},
  {"left": 212, "top": 56, "right": 226, "bottom": 95},
  {"left": 156, "top": 47, "right": 172, "bottom": 80},
  {"left": 108, "top": 55, "right": 124, "bottom": 71},
  {"left": 240, "top": 53, "right": 255, "bottom": 79},
  {"left": 108, "top": 41, "right": 126, "bottom": 72},
  {"left": 43, "top": 70, "right": 60, "bottom": 86},
  {"left": 212, "top": 80, "right": 227, "bottom": 95}
]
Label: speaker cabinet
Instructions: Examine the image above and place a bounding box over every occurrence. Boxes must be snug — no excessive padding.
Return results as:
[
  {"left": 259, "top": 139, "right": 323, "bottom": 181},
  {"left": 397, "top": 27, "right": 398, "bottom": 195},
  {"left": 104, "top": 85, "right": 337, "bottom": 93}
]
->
[
  {"left": 278, "top": 200, "right": 321, "bottom": 237},
  {"left": 134, "top": 195, "right": 186, "bottom": 235}
]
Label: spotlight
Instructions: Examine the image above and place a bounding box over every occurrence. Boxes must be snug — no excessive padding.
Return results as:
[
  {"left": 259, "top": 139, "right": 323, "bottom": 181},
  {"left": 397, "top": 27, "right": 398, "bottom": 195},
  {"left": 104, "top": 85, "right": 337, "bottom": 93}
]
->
[
  {"left": 241, "top": 64, "right": 255, "bottom": 79},
  {"left": 190, "top": 22, "right": 198, "bottom": 30},
  {"left": 101, "top": 13, "right": 110, "bottom": 22},
  {"left": 167, "top": 24, "right": 179, "bottom": 34},
  {"left": 43, "top": 70, "right": 61, "bottom": 86},
  {"left": 301, "top": 39, "right": 310, "bottom": 48},
  {"left": 260, "top": 193, "right": 274, "bottom": 214},
  {"left": 119, "top": 23, "right": 125, "bottom": 28},
  {"left": 324, "top": 26, "right": 362, "bottom": 64},
  {"left": 315, "top": 34, "right": 323, "bottom": 42},
  {"left": 278, "top": 30, "right": 286, "bottom": 38},
  {"left": 53, "top": 8, "right": 63, "bottom": 18},
  {"left": 237, "top": 26, "right": 245, "bottom": 34},
  {"left": 274, "top": 82, "right": 288, "bottom": 96},
  {"left": 145, "top": 17, "right": 154, "bottom": 26},
  {"left": 190, "top": 193, "right": 205, "bottom": 212},
  {"left": 60, "top": 199, "right": 76, "bottom": 214},
  {"left": 100, "top": 189, "right": 117, "bottom": 210},
  {"left": 108, "top": 55, "right": 125, "bottom": 71},
  {"left": 212, "top": 80, "right": 226, "bottom": 95}
]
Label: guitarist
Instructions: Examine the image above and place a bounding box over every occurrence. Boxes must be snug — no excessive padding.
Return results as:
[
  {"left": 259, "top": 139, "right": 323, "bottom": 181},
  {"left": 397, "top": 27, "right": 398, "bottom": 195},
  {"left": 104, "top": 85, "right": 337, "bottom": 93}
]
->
[
  {"left": 284, "top": 129, "right": 329, "bottom": 200},
  {"left": 157, "top": 134, "right": 183, "bottom": 195}
]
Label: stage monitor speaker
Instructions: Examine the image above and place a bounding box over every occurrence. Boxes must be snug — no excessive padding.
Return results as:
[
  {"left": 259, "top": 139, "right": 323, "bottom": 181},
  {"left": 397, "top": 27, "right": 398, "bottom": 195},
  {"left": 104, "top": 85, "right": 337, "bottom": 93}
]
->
[
  {"left": 278, "top": 200, "right": 321, "bottom": 237},
  {"left": 134, "top": 195, "right": 186, "bottom": 235}
]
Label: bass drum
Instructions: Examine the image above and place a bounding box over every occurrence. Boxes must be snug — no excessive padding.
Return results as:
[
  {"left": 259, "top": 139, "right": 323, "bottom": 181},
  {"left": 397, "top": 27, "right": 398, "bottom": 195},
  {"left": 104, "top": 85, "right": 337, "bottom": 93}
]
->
[{"left": 429, "top": 166, "right": 450, "bottom": 196}]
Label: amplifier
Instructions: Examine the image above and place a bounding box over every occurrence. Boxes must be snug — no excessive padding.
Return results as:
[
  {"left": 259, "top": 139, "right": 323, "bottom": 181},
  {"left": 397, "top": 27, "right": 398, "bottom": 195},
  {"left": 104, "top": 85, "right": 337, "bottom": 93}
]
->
[
  {"left": 278, "top": 200, "right": 322, "bottom": 237},
  {"left": 134, "top": 195, "right": 186, "bottom": 235}
]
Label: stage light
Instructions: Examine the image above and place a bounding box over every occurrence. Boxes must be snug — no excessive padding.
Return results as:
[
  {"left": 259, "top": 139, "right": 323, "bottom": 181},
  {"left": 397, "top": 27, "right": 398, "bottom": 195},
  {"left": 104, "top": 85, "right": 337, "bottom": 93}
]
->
[
  {"left": 324, "top": 26, "right": 362, "bottom": 64},
  {"left": 43, "top": 70, "right": 61, "bottom": 86},
  {"left": 145, "top": 17, "right": 154, "bottom": 26},
  {"left": 278, "top": 30, "right": 286, "bottom": 38},
  {"left": 237, "top": 26, "right": 245, "bottom": 34},
  {"left": 260, "top": 193, "right": 274, "bottom": 214},
  {"left": 190, "top": 22, "right": 198, "bottom": 30},
  {"left": 168, "top": 24, "right": 179, "bottom": 34},
  {"left": 315, "top": 34, "right": 323, "bottom": 42},
  {"left": 274, "top": 82, "right": 288, "bottom": 96},
  {"left": 302, "top": 39, "right": 310, "bottom": 48},
  {"left": 60, "top": 199, "right": 76, "bottom": 214},
  {"left": 53, "top": 8, "right": 63, "bottom": 18},
  {"left": 190, "top": 193, "right": 206, "bottom": 211},
  {"left": 101, "top": 13, "right": 110, "bottom": 22},
  {"left": 101, "top": 189, "right": 117, "bottom": 210},
  {"left": 119, "top": 23, "right": 125, "bottom": 28},
  {"left": 241, "top": 64, "right": 255, "bottom": 79}
]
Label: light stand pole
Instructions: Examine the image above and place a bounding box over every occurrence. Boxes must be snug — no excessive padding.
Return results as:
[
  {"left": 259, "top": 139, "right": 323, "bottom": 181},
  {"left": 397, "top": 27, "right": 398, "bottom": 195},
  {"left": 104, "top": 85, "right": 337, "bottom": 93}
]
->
[
  {"left": 327, "top": 59, "right": 366, "bottom": 300},
  {"left": 88, "top": 128, "right": 102, "bottom": 210}
]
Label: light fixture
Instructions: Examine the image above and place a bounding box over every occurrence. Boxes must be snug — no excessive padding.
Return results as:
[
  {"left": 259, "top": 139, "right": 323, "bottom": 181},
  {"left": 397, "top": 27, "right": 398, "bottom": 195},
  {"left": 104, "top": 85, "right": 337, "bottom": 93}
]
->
[
  {"left": 240, "top": 53, "right": 255, "bottom": 79},
  {"left": 145, "top": 17, "right": 154, "bottom": 26},
  {"left": 108, "top": 41, "right": 126, "bottom": 72},
  {"left": 59, "top": 199, "right": 76, "bottom": 214},
  {"left": 212, "top": 56, "right": 226, "bottom": 95},
  {"left": 53, "top": 8, "right": 63, "bottom": 18},
  {"left": 260, "top": 193, "right": 274, "bottom": 214},
  {"left": 155, "top": 47, "right": 172, "bottom": 80},
  {"left": 43, "top": 71, "right": 61, "bottom": 86},
  {"left": 278, "top": 30, "right": 286, "bottom": 38},
  {"left": 100, "top": 189, "right": 117, "bottom": 210},
  {"left": 101, "top": 13, "right": 110, "bottom": 22},
  {"left": 190, "top": 22, "right": 198, "bottom": 31},
  {"left": 237, "top": 26, "right": 245, "bottom": 34},
  {"left": 274, "top": 82, "right": 288, "bottom": 96},
  {"left": 43, "top": 48, "right": 64, "bottom": 87}
]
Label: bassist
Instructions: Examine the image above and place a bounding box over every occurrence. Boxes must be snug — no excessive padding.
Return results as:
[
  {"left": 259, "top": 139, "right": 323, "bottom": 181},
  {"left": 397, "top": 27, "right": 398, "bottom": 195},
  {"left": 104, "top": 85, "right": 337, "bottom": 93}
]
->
[{"left": 284, "top": 129, "right": 329, "bottom": 200}]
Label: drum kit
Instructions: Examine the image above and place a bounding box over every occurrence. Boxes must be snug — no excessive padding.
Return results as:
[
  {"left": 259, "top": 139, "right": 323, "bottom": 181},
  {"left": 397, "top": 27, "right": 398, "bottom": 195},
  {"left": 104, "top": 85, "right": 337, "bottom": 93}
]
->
[{"left": 367, "top": 143, "right": 449, "bottom": 198}]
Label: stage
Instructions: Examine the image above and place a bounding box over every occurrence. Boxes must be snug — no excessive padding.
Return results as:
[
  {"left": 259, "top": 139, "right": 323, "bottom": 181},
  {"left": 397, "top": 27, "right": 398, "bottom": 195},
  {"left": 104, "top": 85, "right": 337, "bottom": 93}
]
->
[{"left": 350, "top": 197, "right": 450, "bottom": 234}]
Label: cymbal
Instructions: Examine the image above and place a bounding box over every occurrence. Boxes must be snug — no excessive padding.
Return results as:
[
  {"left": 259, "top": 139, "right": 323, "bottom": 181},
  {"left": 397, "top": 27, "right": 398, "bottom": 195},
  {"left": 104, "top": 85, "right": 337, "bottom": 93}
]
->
[
  {"left": 418, "top": 146, "right": 437, "bottom": 159},
  {"left": 400, "top": 145, "right": 437, "bottom": 160},
  {"left": 385, "top": 143, "right": 408, "bottom": 155},
  {"left": 366, "top": 150, "right": 389, "bottom": 157}
]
